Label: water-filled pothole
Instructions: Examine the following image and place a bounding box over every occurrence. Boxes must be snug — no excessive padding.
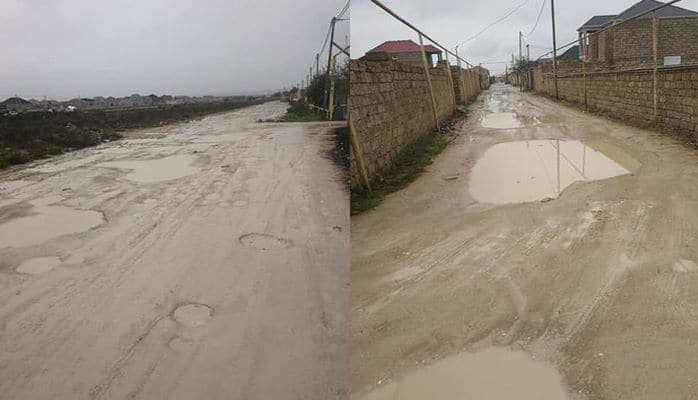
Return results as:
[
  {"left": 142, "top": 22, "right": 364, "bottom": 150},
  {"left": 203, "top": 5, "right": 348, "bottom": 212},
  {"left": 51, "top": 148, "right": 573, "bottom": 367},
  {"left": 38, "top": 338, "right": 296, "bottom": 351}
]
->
[
  {"left": 172, "top": 303, "right": 213, "bottom": 327},
  {"left": 98, "top": 154, "right": 200, "bottom": 182},
  {"left": 481, "top": 113, "right": 537, "bottom": 129},
  {"left": 16, "top": 256, "right": 62, "bottom": 275},
  {"left": 0, "top": 199, "right": 104, "bottom": 248},
  {"left": 358, "top": 347, "right": 571, "bottom": 400},
  {"left": 239, "top": 233, "right": 291, "bottom": 250},
  {"left": 469, "top": 139, "right": 639, "bottom": 204}
]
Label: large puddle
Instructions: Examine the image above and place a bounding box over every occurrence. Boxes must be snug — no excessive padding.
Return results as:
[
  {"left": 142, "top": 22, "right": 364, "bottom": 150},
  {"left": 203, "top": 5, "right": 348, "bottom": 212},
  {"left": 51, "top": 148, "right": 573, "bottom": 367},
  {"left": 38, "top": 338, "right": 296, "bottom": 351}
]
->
[
  {"left": 469, "top": 139, "right": 639, "bottom": 204},
  {"left": 0, "top": 198, "right": 104, "bottom": 248},
  {"left": 98, "top": 154, "right": 199, "bottom": 183},
  {"left": 482, "top": 112, "right": 537, "bottom": 129},
  {"left": 358, "top": 347, "right": 572, "bottom": 400}
]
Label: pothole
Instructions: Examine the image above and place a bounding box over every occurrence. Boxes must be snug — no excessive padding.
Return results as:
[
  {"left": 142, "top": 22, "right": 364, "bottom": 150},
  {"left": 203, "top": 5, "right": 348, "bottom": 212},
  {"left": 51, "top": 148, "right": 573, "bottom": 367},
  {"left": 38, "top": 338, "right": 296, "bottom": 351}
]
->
[
  {"left": 16, "top": 256, "right": 62, "bottom": 275},
  {"left": 358, "top": 347, "right": 572, "bottom": 400},
  {"left": 239, "top": 233, "right": 291, "bottom": 250},
  {"left": 469, "top": 139, "right": 638, "bottom": 204},
  {"left": 0, "top": 199, "right": 104, "bottom": 248},
  {"left": 172, "top": 303, "right": 213, "bottom": 327},
  {"left": 672, "top": 259, "right": 697, "bottom": 273},
  {"left": 168, "top": 336, "right": 195, "bottom": 352},
  {"left": 97, "top": 154, "right": 200, "bottom": 183}
]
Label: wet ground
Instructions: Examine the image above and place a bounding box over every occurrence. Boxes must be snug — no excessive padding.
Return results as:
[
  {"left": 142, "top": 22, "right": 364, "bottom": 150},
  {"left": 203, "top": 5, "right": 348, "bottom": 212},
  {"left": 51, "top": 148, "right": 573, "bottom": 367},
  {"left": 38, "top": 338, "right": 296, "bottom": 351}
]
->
[
  {"left": 0, "top": 102, "right": 348, "bottom": 400},
  {"left": 352, "top": 84, "right": 698, "bottom": 399}
]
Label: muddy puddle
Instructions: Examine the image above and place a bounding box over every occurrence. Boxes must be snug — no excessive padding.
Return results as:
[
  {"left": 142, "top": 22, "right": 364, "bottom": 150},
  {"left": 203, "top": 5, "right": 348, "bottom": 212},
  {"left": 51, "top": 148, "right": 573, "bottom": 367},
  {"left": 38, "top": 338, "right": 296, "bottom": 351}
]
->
[
  {"left": 98, "top": 154, "right": 199, "bottom": 183},
  {"left": 481, "top": 112, "right": 538, "bottom": 129},
  {"left": 16, "top": 256, "right": 62, "bottom": 275},
  {"left": 0, "top": 198, "right": 104, "bottom": 248},
  {"left": 469, "top": 139, "right": 638, "bottom": 204},
  {"left": 358, "top": 347, "right": 572, "bottom": 400},
  {"left": 481, "top": 87, "right": 538, "bottom": 129}
]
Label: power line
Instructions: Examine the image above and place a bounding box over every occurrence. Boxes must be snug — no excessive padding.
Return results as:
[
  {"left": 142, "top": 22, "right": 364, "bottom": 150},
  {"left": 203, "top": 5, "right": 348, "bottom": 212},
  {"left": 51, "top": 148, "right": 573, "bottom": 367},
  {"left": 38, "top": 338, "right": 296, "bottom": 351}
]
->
[
  {"left": 336, "top": 0, "right": 350, "bottom": 19},
  {"left": 456, "top": 0, "right": 531, "bottom": 47},
  {"left": 524, "top": 0, "right": 546, "bottom": 37}
]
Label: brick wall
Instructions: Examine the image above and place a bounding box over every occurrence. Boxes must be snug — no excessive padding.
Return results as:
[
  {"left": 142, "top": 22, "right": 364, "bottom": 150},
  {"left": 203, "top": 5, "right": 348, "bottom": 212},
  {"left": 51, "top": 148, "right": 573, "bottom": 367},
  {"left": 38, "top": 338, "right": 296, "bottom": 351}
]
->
[
  {"left": 349, "top": 59, "right": 483, "bottom": 186},
  {"left": 532, "top": 64, "right": 698, "bottom": 143},
  {"left": 451, "top": 67, "right": 487, "bottom": 104},
  {"left": 586, "top": 16, "right": 698, "bottom": 66}
]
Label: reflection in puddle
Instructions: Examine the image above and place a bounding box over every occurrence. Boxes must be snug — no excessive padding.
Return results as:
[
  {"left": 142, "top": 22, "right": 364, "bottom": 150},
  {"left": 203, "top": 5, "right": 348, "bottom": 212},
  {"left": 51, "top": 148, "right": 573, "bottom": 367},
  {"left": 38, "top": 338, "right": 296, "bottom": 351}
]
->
[
  {"left": 469, "top": 140, "right": 638, "bottom": 204},
  {"left": 358, "top": 347, "right": 571, "bottom": 400},
  {"left": 98, "top": 154, "right": 199, "bottom": 183},
  {"left": 0, "top": 199, "right": 104, "bottom": 248},
  {"left": 481, "top": 112, "right": 538, "bottom": 129}
]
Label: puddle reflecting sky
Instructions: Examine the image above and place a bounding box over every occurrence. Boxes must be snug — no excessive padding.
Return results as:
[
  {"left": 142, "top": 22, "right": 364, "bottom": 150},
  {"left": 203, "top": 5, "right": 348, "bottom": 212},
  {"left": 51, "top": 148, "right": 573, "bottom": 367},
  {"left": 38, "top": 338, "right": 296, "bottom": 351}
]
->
[{"left": 469, "top": 140, "right": 638, "bottom": 204}]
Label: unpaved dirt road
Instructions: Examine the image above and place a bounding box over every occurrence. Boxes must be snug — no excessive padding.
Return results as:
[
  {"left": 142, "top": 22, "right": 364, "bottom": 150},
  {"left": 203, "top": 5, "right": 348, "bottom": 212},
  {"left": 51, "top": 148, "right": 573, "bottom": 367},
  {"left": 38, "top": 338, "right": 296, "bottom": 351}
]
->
[
  {"left": 0, "top": 102, "right": 348, "bottom": 400},
  {"left": 352, "top": 84, "right": 698, "bottom": 399}
]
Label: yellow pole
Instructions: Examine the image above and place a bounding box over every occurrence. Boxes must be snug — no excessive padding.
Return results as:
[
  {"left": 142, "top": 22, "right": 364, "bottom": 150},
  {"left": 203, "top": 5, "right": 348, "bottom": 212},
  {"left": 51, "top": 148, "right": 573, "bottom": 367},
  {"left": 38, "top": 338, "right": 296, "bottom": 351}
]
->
[
  {"left": 419, "top": 33, "right": 440, "bottom": 131},
  {"left": 444, "top": 57, "right": 457, "bottom": 112},
  {"left": 328, "top": 56, "right": 337, "bottom": 121},
  {"left": 652, "top": 11, "right": 659, "bottom": 126},
  {"left": 348, "top": 113, "right": 371, "bottom": 192},
  {"left": 556, "top": 139, "right": 561, "bottom": 193}
]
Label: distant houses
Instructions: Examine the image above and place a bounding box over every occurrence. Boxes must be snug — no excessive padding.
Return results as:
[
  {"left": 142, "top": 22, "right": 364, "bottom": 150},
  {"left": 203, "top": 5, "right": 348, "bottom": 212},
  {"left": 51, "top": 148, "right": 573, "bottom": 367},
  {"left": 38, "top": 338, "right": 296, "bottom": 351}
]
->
[
  {"left": 361, "top": 39, "right": 443, "bottom": 68},
  {"left": 0, "top": 93, "right": 258, "bottom": 116},
  {"left": 578, "top": 0, "right": 698, "bottom": 67}
]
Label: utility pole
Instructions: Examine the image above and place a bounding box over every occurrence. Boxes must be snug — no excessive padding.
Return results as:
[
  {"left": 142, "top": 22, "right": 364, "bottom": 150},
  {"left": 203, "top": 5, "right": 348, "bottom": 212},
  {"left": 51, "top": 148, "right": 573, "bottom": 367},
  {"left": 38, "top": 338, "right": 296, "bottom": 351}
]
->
[
  {"left": 526, "top": 44, "right": 530, "bottom": 61},
  {"left": 519, "top": 31, "right": 523, "bottom": 61},
  {"left": 551, "top": 0, "right": 559, "bottom": 99},
  {"left": 315, "top": 53, "right": 320, "bottom": 76},
  {"left": 323, "top": 17, "right": 337, "bottom": 111}
]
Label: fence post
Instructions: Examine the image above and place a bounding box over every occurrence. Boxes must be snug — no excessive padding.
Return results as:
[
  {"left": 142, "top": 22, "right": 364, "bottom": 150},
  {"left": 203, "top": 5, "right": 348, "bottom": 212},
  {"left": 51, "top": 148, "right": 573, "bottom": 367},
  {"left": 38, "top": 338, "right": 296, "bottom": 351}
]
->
[
  {"left": 348, "top": 112, "right": 371, "bottom": 192},
  {"left": 419, "top": 33, "right": 440, "bottom": 131},
  {"left": 328, "top": 56, "right": 337, "bottom": 121},
  {"left": 444, "top": 57, "right": 457, "bottom": 111},
  {"left": 652, "top": 11, "right": 659, "bottom": 126},
  {"left": 583, "top": 56, "right": 588, "bottom": 111}
]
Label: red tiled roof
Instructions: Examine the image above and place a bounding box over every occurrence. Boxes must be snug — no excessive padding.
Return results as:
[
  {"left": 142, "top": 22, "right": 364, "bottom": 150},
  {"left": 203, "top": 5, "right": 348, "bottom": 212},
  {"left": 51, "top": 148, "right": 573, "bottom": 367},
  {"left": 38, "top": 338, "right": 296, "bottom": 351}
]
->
[{"left": 367, "top": 40, "right": 441, "bottom": 54}]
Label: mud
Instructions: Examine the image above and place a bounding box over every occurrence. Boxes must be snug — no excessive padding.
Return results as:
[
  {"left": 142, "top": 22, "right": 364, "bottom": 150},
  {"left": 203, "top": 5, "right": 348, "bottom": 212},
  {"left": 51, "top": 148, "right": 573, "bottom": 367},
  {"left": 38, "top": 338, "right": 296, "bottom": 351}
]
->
[
  {"left": 469, "top": 139, "right": 636, "bottom": 204},
  {"left": 16, "top": 256, "right": 62, "bottom": 275},
  {"left": 0, "top": 198, "right": 104, "bottom": 248},
  {"left": 358, "top": 347, "right": 572, "bottom": 400},
  {"left": 351, "top": 84, "right": 698, "bottom": 400},
  {"left": 97, "top": 154, "right": 200, "bottom": 182},
  {"left": 172, "top": 303, "right": 213, "bottom": 327},
  {"left": 0, "top": 102, "right": 348, "bottom": 400}
]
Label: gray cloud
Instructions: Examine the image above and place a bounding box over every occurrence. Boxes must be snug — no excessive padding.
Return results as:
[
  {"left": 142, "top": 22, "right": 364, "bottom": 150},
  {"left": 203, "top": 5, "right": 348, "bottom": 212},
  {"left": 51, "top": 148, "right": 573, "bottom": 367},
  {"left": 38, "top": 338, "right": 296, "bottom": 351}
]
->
[
  {"left": 0, "top": 0, "right": 349, "bottom": 99},
  {"left": 351, "top": 0, "right": 698, "bottom": 74}
]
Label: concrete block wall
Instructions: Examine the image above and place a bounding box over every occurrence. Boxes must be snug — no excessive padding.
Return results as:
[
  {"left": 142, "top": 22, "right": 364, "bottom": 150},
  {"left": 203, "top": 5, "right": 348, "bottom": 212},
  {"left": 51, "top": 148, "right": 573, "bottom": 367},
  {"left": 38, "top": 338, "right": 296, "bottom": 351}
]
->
[
  {"left": 587, "top": 16, "right": 698, "bottom": 67},
  {"left": 349, "top": 59, "right": 468, "bottom": 186},
  {"left": 532, "top": 64, "right": 698, "bottom": 142},
  {"left": 451, "top": 67, "right": 485, "bottom": 104}
]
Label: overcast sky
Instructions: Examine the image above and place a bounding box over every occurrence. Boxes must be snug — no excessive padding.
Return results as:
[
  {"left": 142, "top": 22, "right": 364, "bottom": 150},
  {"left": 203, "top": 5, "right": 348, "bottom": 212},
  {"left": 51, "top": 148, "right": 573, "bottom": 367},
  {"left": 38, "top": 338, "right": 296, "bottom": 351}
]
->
[
  {"left": 0, "top": 0, "right": 349, "bottom": 100},
  {"left": 351, "top": 0, "right": 698, "bottom": 74}
]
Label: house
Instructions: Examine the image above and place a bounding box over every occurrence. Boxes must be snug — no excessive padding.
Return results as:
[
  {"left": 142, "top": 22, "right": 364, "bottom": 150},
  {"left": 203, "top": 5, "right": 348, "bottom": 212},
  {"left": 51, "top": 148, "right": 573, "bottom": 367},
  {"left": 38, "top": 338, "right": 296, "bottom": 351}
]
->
[
  {"left": 471, "top": 65, "right": 490, "bottom": 77},
  {"left": 559, "top": 45, "right": 580, "bottom": 60},
  {"left": 578, "top": 0, "right": 698, "bottom": 66},
  {"left": 361, "top": 39, "right": 443, "bottom": 68}
]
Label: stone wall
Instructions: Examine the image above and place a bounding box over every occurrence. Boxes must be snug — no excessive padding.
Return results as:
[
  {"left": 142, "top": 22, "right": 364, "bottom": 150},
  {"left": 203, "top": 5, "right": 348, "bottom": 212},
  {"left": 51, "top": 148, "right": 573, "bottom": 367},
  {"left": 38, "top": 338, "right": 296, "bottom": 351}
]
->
[
  {"left": 532, "top": 64, "right": 698, "bottom": 142},
  {"left": 349, "top": 59, "right": 482, "bottom": 186},
  {"left": 586, "top": 16, "right": 698, "bottom": 67},
  {"left": 451, "top": 67, "right": 487, "bottom": 104}
]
